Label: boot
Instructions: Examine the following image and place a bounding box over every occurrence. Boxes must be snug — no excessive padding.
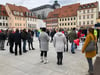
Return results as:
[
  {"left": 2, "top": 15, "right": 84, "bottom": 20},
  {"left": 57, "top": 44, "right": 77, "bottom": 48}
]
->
[
  {"left": 40, "top": 57, "right": 44, "bottom": 63},
  {"left": 44, "top": 57, "right": 48, "bottom": 64}
]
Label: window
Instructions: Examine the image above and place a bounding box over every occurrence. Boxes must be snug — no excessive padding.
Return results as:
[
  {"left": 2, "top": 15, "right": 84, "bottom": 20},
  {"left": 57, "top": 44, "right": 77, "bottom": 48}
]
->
[
  {"left": 68, "top": 23, "right": 70, "bottom": 25},
  {"left": 79, "top": 6, "right": 82, "bottom": 9},
  {"left": 91, "top": 4, "right": 94, "bottom": 7},
  {"left": 79, "top": 22, "right": 81, "bottom": 25},
  {"left": 79, "top": 16, "right": 81, "bottom": 19},
  {"left": 71, "top": 23, "right": 73, "bottom": 25},
  {"left": 74, "top": 22, "right": 76, "bottom": 25},
  {"left": 14, "top": 11, "right": 16, "bottom": 15},
  {"left": 74, "top": 17, "right": 75, "bottom": 20},
  {"left": 87, "top": 21, "right": 89, "bottom": 25},
  {"left": 87, "top": 10, "right": 90, "bottom": 13},
  {"left": 62, "top": 19, "right": 64, "bottom": 21},
  {"left": 65, "top": 23, "right": 66, "bottom": 26},
  {"left": 6, "top": 23, "right": 8, "bottom": 26},
  {"left": 91, "top": 21, "right": 93, "bottom": 24},
  {"left": 60, "top": 23, "right": 61, "bottom": 26},
  {"left": 20, "top": 24, "right": 21, "bottom": 26},
  {"left": 0, "top": 23, "right": 2, "bottom": 26},
  {"left": 91, "top": 9, "right": 93, "bottom": 13},
  {"left": 91, "top": 14, "right": 93, "bottom": 18},
  {"left": 60, "top": 19, "right": 61, "bottom": 21},
  {"left": 20, "top": 12, "right": 23, "bottom": 16},
  {"left": 71, "top": 18, "right": 72, "bottom": 20},
  {"left": 88, "top": 5, "right": 90, "bottom": 8},
  {"left": 83, "top": 21, "right": 85, "bottom": 25},
  {"left": 3, "top": 23, "right": 5, "bottom": 26},
  {"left": 83, "top": 15, "right": 85, "bottom": 19},
  {"left": 62, "top": 23, "right": 64, "bottom": 26},
  {"left": 68, "top": 18, "right": 70, "bottom": 21},
  {"left": 65, "top": 18, "right": 66, "bottom": 21},
  {"left": 83, "top": 6, "right": 86, "bottom": 8},
  {"left": 87, "top": 15, "right": 89, "bottom": 19},
  {"left": 83, "top": 10, "right": 85, "bottom": 14}
]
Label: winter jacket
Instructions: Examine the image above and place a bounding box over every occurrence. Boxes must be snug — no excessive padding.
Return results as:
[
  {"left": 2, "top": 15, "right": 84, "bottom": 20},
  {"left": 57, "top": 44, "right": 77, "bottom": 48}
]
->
[
  {"left": 53, "top": 32, "right": 67, "bottom": 52},
  {"left": 21, "top": 31, "right": 27, "bottom": 40},
  {"left": 39, "top": 32, "right": 49, "bottom": 51},
  {"left": 8, "top": 32, "right": 14, "bottom": 43},
  {"left": 82, "top": 33, "right": 96, "bottom": 58},
  {"left": 14, "top": 31, "right": 21, "bottom": 43},
  {"left": 68, "top": 30, "right": 77, "bottom": 43},
  {"left": 27, "top": 32, "right": 33, "bottom": 42},
  {"left": 0, "top": 32, "right": 6, "bottom": 40}
]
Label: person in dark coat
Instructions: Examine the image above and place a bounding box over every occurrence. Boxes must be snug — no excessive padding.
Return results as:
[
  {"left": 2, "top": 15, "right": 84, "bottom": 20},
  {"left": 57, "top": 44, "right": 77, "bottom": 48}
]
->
[
  {"left": 50, "top": 29, "right": 56, "bottom": 42},
  {"left": 27, "top": 30, "right": 35, "bottom": 50},
  {"left": 68, "top": 28, "right": 77, "bottom": 54},
  {"left": 0, "top": 30, "right": 6, "bottom": 50},
  {"left": 64, "top": 29, "right": 68, "bottom": 52},
  {"left": 14, "top": 29, "right": 22, "bottom": 56},
  {"left": 8, "top": 30, "right": 14, "bottom": 53},
  {"left": 21, "top": 29, "right": 28, "bottom": 53}
]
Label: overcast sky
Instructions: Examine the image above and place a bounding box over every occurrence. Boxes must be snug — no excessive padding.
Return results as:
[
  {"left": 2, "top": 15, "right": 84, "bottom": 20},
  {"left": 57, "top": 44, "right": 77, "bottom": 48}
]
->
[{"left": 0, "top": 0, "right": 100, "bottom": 10}]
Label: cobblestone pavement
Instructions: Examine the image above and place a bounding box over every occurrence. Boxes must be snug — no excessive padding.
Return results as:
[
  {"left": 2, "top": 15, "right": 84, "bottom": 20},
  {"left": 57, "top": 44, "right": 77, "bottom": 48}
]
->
[{"left": 0, "top": 38, "right": 98, "bottom": 75}]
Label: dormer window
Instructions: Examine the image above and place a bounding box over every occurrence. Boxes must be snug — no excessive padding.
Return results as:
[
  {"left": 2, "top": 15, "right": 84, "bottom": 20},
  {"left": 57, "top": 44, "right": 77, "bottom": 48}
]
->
[
  {"left": 20, "top": 12, "right": 23, "bottom": 16},
  {"left": 14, "top": 11, "right": 16, "bottom": 15},
  {"left": 91, "top": 4, "right": 94, "bottom": 7},
  {"left": 88, "top": 5, "right": 90, "bottom": 8},
  {"left": 83, "top": 6, "right": 86, "bottom": 8}
]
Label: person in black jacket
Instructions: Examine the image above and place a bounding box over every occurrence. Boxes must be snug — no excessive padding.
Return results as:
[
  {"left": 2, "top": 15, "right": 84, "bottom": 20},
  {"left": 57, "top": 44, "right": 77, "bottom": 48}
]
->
[
  {"left": 50, "top": 29, "right": 56, "bottom": 42},
  {"left": 27, "top": 30, "right": 35, "bottom": 50},
  {"left": 14, "top": 29, "right": 22, "bottom": 55},
  {"left": 0, "top": 30, "right": 6, "bottom": 50},
  {"left": 8, "top": 30, "right": 14, "bottom": 53},
  {"left": 21, "top": 29, "right": 28, "bottom": 53}
]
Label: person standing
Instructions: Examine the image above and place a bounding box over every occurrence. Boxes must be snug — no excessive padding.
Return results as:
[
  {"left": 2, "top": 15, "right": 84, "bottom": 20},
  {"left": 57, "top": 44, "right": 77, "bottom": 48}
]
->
[
  {"left": 0, "top": 30, "right": 6, "bottom": 50},
  {"left": 53, "top": 28, "right": 67, "bottom": 65},
  {"left": 64, "top": 29, "right": 68, "bottom": 52},
  {"left": 82, "top": 28, "right": 96, "bottom": 75},
  {"left": 50, "top": 29, "right": 56, "bottom": 42},
  {"left": 14, "top": 29, "right": 22, "bottom": 56},
  {"left": 8, "top": 30, "right": 14, "bottom": 53},
  {"left": 68, "top": 28, "right": 77, "bottom": 54},
  {"left": 39, "top": 28, "right": 49, "bottom": 64},
  {"left": 27, "top": 30, "right": 35, "bottom": 50},
  {"left": 21, "top": 29, "right": 28, "bottom": 53}
]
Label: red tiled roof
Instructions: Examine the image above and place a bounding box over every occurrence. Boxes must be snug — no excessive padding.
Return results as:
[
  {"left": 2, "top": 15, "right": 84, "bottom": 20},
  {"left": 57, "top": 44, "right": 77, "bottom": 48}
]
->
[
  {"left": 78, "top": 2, "right": 98, "bottom": 10},
  {"left": 59, "top": 3, "right": 80, "bottom": 17},
  {"left": 47, "top": 8, "right": 61, "bottom": 18},
  {"left": 47, "top": 3, "right": 80, "bottom": 18},
  {"left": 7, "top": 3, "right": 36, "bottom": 18},
  {"left": 0, "top": 5, "right": 8, "bottom": 16}
]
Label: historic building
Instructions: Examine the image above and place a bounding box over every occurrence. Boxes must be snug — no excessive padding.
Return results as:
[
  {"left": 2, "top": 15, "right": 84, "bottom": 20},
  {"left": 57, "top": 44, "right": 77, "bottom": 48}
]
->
[
  {"left": 30, "top": 0, "right": 60, "bottom": 19},
  {"left": 5, "top": 3, "right": 36, "bottom": 31},
  {"left": 0, "top": 5, "right": 9, "bottom": 30},
  {"left": 97, "top": 12, "right": 100, "bottom": 23},
  {"left": 58, "top": 3, "right": 80, "bottom": 30},
  {"left": 77, "top": 2, "right": 99, "bottom": 28},
  {"left": 25, "top": 12, "right": 37, "bottom": 30}
]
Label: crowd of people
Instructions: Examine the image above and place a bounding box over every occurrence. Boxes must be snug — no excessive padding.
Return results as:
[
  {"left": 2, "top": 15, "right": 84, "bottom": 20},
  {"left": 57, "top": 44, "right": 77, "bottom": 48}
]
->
[{"left": 0, "top": 27, "right": 99, "bottom": 75}]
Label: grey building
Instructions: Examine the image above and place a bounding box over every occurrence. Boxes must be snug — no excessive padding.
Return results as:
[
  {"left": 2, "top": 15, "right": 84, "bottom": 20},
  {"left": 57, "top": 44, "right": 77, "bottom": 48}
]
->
[{"left": 30, "top": 0, "right": 60, "bottom": 19}]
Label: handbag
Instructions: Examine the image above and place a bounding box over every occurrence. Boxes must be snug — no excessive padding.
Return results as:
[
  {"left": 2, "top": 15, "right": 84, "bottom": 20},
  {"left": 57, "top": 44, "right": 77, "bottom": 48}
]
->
[{"left": 85, "top": 36, "right": 96, "bottom": 52}]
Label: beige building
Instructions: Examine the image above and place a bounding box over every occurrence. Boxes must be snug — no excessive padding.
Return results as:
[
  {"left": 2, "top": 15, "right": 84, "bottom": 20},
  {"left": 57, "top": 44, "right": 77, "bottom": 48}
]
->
[
  {"left": 5, "top": 3, "right": 29, "bottom": 31},
  {"left": 77, "top": 2, "right": 99, "bottom": 28},
  {"left": 58, "top": 3, "right": 80, "bottom": 30}
]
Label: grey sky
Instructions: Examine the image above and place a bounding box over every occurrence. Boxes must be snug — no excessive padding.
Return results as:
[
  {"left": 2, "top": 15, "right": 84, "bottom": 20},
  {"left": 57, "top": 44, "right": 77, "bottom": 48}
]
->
[{"left": 0, "top": 0, "right": 100, "bottom": 10}]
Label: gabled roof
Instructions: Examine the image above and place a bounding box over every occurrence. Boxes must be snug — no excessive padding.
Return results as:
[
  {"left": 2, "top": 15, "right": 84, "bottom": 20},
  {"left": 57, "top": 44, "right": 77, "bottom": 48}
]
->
[
  {"left": 78, "top": 2, "right": 98, "bottom": 10},
  {"left": 59, "top": 3, "right": 80, "bottom": 17},
  {"left": 0, "top": 5, "right": 8, "bottom": 16},
  {"left": 7, "top": 3, "right": 36, "bottom": 18}
]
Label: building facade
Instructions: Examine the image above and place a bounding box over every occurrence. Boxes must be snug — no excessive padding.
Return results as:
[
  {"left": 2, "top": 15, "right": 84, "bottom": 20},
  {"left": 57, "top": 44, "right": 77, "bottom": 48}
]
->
[
  {"left": 25, "top": 12, "right": 37, "bottom": 30},
  {"left": 46, "top": 8, "right": 60, "bottom": 29},
  {"left": 0, "top": 5, "right": 9, "bottom": 30},
  {"left": 77, "top": 2, "right": 99, "bottom": 28},
  {"left": 58, "top": 3, "right": 80, "bottom": 30},
  {"left": 30, "top": 0, "right": 60, "bottom": 19},
  {"left": 97, "top": 12, "right": 100, "bottom": 23}
]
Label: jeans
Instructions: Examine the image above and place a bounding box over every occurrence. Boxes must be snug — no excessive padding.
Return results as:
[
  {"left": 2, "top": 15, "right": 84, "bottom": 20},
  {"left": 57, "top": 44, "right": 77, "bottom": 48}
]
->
[
  {"left": 40, "top": 51, "right": 47, "bottom": 57},
  {"left": 0, "top": 40, "right": 5, "bottom": 49},
  {"left": 71, "top": 42, "right": 75, "bottom": 53},
  {"left": 28, "top": 42, "right": 34, "bottom": 49},
  {"left": 15, "top": 43, "right": 22, "bottom": 55},
  {"left": 87, "top": 58, "right": 93, "bottom": 73},
  {"left": 57, "top": 52, "right": 63, "bottom": 64},
  {"left": 23, "top": 40, "right": 26, "bottom": 52}
]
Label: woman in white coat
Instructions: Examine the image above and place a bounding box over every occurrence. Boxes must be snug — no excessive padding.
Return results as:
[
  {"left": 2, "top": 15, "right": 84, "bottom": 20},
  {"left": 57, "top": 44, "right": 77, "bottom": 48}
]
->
[
  {"left": 39, "top": 28, "right": 49, "bottom": 64},
  {"left": 53, "top": 28, "right": 67, "bottom": 65}
]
